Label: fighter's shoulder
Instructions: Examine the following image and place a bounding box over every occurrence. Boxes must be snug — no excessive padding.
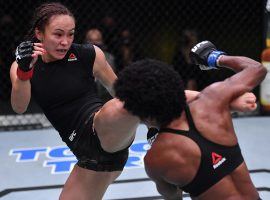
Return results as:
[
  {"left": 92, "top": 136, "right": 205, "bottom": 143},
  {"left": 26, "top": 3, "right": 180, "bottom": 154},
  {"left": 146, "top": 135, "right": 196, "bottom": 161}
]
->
[
  {"left": 69, "top": 43, "right": 96, "bottom": 65},
  {"left": 145, "top": 139, "right": 187, "bottom": 175}
]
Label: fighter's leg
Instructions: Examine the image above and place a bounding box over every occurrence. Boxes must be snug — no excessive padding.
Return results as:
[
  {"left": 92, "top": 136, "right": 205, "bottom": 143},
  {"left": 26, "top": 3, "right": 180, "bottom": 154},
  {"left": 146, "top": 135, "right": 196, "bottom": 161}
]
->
[
  {"left": 59, "top": 165, "right": 121, "bottom": 200},
  {"left": 93, "top": 98, "right": 140, "bottom": 153}
]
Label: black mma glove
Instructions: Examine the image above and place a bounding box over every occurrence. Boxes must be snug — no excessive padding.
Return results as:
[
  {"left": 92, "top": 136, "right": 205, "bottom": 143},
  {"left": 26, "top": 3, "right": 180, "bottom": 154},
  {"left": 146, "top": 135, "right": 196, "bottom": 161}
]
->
[
  {"left": 189, "top": 41, "right": 226, "bottom": 70},
  {"left": 15, "top": 41, "right": 34, "bottom": 80}
]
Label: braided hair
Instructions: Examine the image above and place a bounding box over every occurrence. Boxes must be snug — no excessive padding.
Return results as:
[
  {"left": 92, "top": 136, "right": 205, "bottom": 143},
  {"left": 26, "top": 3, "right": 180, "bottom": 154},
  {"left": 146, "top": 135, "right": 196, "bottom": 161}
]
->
[{"left": 26, "top": 2, "right": 74, "bottom": 41}]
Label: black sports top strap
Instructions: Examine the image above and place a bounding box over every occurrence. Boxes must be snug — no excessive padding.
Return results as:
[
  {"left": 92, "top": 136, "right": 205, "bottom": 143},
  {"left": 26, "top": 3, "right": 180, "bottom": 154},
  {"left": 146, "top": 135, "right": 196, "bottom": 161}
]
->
[
  {"left": 184, "top": 105, "right": 197, "bottom": 130},
  {"left": 159, "top": 105, "right": 196, "bottom": 133},
  {"left": 159, "top": 127, "right": 189, "bottom": 136}
]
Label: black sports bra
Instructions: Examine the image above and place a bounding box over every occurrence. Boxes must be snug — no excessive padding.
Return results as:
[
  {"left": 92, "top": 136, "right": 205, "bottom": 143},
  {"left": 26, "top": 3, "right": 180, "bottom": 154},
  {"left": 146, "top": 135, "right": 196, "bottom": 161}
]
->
[{"left": 158, "top": 105, "right": 244, "bottom": 197}]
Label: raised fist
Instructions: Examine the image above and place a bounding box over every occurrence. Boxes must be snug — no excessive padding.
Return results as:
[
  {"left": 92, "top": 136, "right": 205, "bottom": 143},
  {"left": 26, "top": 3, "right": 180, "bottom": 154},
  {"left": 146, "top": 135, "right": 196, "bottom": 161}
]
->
[
  {"left": 15, "top": 41, "right": 34, "bottom": 72},
  {"left": 190, "top": 41, "right": 226, "bottom": 70}
]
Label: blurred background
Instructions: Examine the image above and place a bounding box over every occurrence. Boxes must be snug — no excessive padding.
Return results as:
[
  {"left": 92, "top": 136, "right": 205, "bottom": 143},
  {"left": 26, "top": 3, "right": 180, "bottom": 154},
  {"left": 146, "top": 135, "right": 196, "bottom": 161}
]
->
[{"left": 0, "top": 0, "right": 269, "bottom": 131}]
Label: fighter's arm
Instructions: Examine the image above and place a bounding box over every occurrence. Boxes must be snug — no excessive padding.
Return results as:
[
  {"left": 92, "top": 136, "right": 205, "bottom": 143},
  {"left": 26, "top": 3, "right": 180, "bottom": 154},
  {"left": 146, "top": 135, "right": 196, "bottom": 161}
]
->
[
  {"left": 229, "top": 92, "right": 257, "bottom": 112},
  {"left": 217, "top": 55, "right": 266, "bottom": 102},
  {"left": 190, "top": 41, "right": 267, "bottom": 107},
  {"left": 144, "top": 149, "right": 184, "bottom": 200},
  {"left": 145, "top": 166, "right": 183, "bottom": 200},
  {"left": 185, "top": 90, "right": 257, "bottom": 112},
  {"left": 153, "top": 179, "right": 183, "bottom": 200},
  {"left": 203, "top": 55, "right": 266, "bottom": 107},
  {"left": 10, "top": 61, "right": 31, "bottom": 114},
  {"left": 10, "top": 42, "right": 45, "bottom": 114},
  {"left": 93, "top": 45, "right": 117, "bottom": 97}
]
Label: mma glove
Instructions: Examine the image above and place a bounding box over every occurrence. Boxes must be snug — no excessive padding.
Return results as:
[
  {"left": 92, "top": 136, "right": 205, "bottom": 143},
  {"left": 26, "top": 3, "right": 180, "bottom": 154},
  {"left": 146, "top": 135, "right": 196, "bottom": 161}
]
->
[
  {"left": 189, "top": 41, "right": 226, "bottom": 70},
  {"left": 15, "top": 41, "right": 34, "bottom": 80}
]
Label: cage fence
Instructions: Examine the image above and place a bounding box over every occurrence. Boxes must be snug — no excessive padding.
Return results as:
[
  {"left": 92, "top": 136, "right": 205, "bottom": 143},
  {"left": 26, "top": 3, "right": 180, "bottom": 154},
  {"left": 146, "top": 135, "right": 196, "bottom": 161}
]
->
[{"left": 0, "top": 0, "right": 266, "bottom": 130}]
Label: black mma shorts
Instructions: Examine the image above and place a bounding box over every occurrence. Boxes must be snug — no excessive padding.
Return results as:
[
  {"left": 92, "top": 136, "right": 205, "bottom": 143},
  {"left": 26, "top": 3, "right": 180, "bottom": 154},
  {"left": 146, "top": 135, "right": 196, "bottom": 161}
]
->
[{"left": 72, "top": 112, "right": 129, "bottom": 172}]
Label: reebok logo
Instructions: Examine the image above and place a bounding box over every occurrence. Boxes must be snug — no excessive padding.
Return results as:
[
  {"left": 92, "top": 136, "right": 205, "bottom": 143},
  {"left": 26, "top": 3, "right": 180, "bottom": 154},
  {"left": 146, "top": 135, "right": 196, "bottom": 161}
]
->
[
  {"left": 69, "top": 130, "right": 77, "bottom": 142},
  {"left": 212, "top": 152, "right": 226, "bottom": 169},
  {"left": 68, "top": 53, "right": 77, "bottom": 61}
]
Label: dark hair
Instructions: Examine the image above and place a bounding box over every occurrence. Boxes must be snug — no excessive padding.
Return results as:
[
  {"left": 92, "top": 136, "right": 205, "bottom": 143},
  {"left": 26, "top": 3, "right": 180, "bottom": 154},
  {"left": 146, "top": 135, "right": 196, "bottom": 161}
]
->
[
  {"left": 26, "top": 2, "right": 74, "bottom": 41},
  {"left": 114, "top": 59, "right": 186, "bottom": 127}
]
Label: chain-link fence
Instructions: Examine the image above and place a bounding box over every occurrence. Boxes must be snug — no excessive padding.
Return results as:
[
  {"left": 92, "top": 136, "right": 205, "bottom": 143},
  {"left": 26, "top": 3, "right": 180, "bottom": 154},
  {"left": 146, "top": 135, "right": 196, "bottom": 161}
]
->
[{"left": 0, "top": 0, "right": 267, "bottom": 130}]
